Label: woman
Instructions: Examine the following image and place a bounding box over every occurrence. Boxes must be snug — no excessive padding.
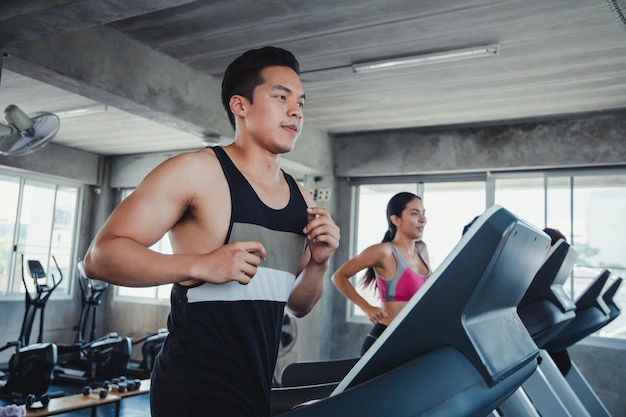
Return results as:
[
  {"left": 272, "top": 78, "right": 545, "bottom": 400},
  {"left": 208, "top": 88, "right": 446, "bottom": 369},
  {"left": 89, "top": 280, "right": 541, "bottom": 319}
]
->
[{"left": 331, "top": 192, "right": 431, "bottom": 355}]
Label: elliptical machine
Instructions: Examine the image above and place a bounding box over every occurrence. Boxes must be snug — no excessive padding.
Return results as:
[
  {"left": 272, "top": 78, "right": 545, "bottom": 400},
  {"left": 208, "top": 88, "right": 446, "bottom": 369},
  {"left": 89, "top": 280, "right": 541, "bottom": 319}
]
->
[
  {"left": 0, "top": 255, "right": 63, "bottom": 409},
  {"left": 18, "top": 255, "right": 64, "bottom": 347},
  {"left": 54, "top": 260, "right": 132, "bottom": 386},
  {"left": 74, "top": 259, "right": 109, "bottom": 345}
]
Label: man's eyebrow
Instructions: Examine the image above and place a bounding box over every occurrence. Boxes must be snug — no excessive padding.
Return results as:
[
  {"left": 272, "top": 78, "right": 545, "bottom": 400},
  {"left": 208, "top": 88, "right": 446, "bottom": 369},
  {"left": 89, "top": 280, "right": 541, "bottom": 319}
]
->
[{"left": 273, "top": 85, "right": 306, "bottom": 100}]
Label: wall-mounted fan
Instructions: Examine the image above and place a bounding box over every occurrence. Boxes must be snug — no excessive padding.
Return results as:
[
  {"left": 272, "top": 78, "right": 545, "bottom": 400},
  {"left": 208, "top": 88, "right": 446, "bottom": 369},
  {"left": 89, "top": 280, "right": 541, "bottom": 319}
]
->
[
  {"left": 278, "top": 313, "right": 297, "bottom": 358},
  {"left": 0, "top": 105, "right": 60, "bottom": 157}
]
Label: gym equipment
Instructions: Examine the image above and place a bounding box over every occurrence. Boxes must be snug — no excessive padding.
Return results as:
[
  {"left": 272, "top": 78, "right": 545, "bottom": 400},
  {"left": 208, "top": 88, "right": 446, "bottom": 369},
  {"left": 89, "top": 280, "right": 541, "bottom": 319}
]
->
[
  {"left": 127, "top": 328, "right": 168, "bottom": 379},
  {"left": 0, "top": 256, "right": 62, "bottom": 409},
  {"left": 81, "top": 385, "right": 108, "bottom": 399},
  {"left": 546, "top": 273, "right": 622, "bottom": 417},
  {"left": 272, "top": 205, "right": 550, "bottom": 416},
  {"left": 544, "top": 269, "right": 614, "bottom": 352},
  {"left": 517, "top": 239, "right": 578, "bottom": 347},
  {"left": 280, "top": 357, "right": 359, "bottom": 387},
  {"left": 497, "top": 239, "right": 588, "bottom": 417},
  {"left": 278, "top": 314, "right": 297, "bottom": 358},
  {"left": 74, "top": 258, "right": 166, "bottom": 380},
  {"left": 0, "top": 342, "right": 58, "bottom": 410},
  {"left": 18, "top": 255, "right": 63, "bottom": 347},
  {"left": 601, "top": 275, "right": 623, "bottom": 326},
  {"left": 500, "top": 243, "right": 622, "bottom": 417},
  {"left": 54, "top": 332, "right": 132, "bottom": 386},
  {"left": 74, "top": 259, "right": 109, "bottom": 344},
  {"left": 54, "top": 260, "right": 132, "bottom": 385}
]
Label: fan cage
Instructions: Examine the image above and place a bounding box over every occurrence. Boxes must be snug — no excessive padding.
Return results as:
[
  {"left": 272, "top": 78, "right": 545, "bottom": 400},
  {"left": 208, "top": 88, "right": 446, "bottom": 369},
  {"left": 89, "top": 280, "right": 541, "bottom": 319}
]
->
[{"left": 608, "top": 0, "right": 626, "bottom": 30}]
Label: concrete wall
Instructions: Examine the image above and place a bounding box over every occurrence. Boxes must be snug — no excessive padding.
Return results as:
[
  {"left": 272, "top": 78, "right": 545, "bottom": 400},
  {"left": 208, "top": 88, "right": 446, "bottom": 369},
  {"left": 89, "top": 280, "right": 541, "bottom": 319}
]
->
[{"left": 333, "top": 110, "right": 626, "bottom": 177}]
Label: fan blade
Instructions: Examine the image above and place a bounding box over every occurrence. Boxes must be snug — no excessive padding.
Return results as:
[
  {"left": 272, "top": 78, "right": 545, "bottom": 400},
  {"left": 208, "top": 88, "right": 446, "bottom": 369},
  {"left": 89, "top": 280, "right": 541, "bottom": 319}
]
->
[
  {"left": 280, "top": 331, "right": 294, "bottom": 347},
  {"left": 0, "top": 111, "right": 60, "bottom": 157}
]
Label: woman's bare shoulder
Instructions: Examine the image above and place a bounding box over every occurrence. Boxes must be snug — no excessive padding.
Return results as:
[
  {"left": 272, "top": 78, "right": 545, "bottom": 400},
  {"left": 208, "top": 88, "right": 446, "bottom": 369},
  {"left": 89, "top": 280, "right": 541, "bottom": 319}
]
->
[{"left": 360, "top": 242, "right": 393, "bottom": 260}]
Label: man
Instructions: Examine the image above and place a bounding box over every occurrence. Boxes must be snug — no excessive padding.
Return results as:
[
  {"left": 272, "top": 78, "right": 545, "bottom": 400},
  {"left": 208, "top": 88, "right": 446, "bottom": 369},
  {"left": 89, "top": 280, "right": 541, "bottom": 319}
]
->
[{"left": 84, "top": 46, "right": 340, "bottom": 417}]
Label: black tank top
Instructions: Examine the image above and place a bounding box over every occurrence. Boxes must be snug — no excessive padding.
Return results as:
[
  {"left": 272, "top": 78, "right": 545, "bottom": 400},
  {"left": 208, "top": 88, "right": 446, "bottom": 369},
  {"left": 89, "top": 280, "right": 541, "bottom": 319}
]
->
[{"left": 151, "top": 146, "right": 308, "bottom": 417}]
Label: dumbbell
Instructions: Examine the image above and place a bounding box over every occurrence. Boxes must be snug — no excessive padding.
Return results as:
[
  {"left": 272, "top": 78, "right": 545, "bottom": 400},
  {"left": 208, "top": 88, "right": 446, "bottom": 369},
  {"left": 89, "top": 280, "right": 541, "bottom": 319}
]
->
[
  {"left": 25, "top": 393, "right": 49, "bottom": 410},
  {"left": 106, "top": 377, "right": 128, "bottom": 393},
  {"left": 82, "top": 385, "right": 108, "bottom": 398},
  {"left": 126, "top": 378, "right": 142, "bottom": 391}
]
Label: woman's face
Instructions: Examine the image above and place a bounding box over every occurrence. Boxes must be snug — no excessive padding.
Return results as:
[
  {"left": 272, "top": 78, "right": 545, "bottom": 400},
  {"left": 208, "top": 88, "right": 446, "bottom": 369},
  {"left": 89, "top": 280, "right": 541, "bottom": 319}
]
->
[{"left": 396, "top": 198, "right": 426, "bottom": 239}]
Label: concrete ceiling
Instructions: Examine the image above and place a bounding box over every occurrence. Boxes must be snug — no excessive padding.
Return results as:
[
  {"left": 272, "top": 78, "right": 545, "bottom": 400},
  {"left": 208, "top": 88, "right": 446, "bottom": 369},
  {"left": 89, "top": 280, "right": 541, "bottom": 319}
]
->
[{"left": 0, "top": 0, "right": 625, "bottom": 156}]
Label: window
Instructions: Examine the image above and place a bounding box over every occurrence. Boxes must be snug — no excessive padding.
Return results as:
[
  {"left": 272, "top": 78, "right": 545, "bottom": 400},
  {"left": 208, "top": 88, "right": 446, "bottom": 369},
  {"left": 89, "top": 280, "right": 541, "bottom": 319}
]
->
[
  {"left": 570, "top": 175, "right": 626, "bottom": 339},
  {"left": 351, "top": 169, "right": 626, "bottom": 341},
  {"left": 351, "top": 181, "right": 486, "bottom": 320},
  {"left": 422, "top": 181, "right": 486, "bottom": 270},
  {"left": 0, "top": 172, "right": 81, "bottom": 298},
  {"left": 492, "top": 171, "right": 626, "bottom": 339}
]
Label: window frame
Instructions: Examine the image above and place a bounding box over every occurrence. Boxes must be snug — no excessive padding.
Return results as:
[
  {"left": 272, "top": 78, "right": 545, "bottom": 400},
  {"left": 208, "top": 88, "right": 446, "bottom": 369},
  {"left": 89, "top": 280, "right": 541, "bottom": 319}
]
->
[
  {"left": 0, "top": 167, "right": 83, "bottom": 301},
  {"left": 348, "top": 167, "right": 626, "bottom": 344}
]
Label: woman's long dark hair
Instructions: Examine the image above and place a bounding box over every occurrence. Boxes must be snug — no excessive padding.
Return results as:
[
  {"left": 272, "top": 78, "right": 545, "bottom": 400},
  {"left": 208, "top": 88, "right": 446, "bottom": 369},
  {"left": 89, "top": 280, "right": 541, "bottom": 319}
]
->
[{"left": 362, "top": 192, "right": 421, "bottom": 289}]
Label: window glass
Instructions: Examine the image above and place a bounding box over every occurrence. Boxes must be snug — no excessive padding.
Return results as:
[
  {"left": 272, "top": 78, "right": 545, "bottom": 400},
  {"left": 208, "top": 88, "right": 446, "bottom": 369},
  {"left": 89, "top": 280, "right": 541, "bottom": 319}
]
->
[
  {"left": 0, "top": 176, "right": 20, "bottom": 294},
  {"left": 0, "top": 172, "right": 79, "bottom": 298},
  {"left": 352, "top": 171, "right": 626, "bottom": 341},
  {"left": 50, "top": 186, "right": 78, "bottom": 293},
  {"left": 546, "top": 176, "right": 571, "bottom": 240},
  {"left": 494, "top": 177, "right": 545, "bottom": 227},
  {"left": 14, "top": 181, "right": 56, "bottom": 293},
  {"left": 422, "top": 181, "right": 486, "bottom": 270},
  {"left": 572, "top": 175, "right": 626, "bottom": 338}
]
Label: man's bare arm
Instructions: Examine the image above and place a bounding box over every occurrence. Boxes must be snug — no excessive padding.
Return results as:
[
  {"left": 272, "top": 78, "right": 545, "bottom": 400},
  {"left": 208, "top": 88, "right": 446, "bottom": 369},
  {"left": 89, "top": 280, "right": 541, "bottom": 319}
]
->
[
  {"left": 287, "top": 191, "right": 340, "bottom": 317},
  {"left": 84, "top": 151, "right": 266, "bottom": 287}
]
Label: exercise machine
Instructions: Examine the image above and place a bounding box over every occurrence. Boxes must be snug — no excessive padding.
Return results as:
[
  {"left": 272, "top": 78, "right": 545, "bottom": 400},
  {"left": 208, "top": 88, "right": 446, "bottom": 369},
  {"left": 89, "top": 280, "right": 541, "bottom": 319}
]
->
[
  {"left": 271, "top": 205, "right": 549, "bottom": 416},
  {"left": 74, "top": 259, "right": 109, "bottom": 345},
  {"left": 54, "top": 332, "right": 132, "bottom": 386},
  {"left": 127, "top": 328, "right": 169, "bottom": 379},
  {"left": 0, "top": 342, "right": 58, "bottom": 410},
  {"left": 499, "top": 242, "right": 621, "bottom": 417},
  {"left": 279, "top": 357, "right": 359, "bottom": 387},
  {"left": 497, "top": 239, "right": 588, "bottom": 417},
  {"left": 542, "top": 270, "right": 621, "bottom": 417},
  {"left": 18, "top": 255, "right": 63, "bottom": 346},
  {"left": 0, "top": 255, "right": 62, "bottom": 409},
  {"left": 54, "top": 260, "right": 132, "bottom": 386}
]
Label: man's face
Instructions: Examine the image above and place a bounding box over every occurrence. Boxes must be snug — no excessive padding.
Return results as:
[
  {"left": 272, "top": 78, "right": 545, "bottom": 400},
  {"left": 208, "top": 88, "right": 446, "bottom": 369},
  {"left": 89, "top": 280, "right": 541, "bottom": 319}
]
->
[{"left": 243, "top": 66, "right": 305, "bottom": 153}]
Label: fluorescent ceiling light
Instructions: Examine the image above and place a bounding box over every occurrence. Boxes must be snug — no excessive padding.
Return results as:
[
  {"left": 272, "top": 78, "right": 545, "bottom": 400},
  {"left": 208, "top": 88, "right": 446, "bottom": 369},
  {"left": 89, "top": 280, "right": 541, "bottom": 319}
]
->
[
  {"left": 55, "top": 104, "right": 108, "bottom": 118},
  {"left": 352, "top": 44, "right": 499, "bottom": 73}
]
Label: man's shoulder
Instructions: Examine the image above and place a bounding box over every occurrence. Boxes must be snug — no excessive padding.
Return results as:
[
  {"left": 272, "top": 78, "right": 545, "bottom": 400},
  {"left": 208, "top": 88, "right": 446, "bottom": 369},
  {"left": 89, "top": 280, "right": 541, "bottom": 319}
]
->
[{"left": 159, "top": 148, "right": 221, "bottom": 173}]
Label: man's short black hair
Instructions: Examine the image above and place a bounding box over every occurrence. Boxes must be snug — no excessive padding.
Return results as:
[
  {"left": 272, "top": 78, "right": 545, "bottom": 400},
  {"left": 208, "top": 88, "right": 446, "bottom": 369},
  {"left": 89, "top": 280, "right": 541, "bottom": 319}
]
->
[{"left": 221, "top": 46, "right": 300, "bottom": 129}]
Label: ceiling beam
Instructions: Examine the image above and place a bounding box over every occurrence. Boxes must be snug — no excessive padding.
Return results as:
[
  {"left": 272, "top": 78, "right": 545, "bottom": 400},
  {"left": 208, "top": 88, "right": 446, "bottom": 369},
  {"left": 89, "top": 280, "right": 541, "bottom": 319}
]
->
[
  {"left": 3, "top": 25, "right": 233, "bottom": 139},
  {"left": 0, "top": 0, "right": 198, "bottom": 47}
]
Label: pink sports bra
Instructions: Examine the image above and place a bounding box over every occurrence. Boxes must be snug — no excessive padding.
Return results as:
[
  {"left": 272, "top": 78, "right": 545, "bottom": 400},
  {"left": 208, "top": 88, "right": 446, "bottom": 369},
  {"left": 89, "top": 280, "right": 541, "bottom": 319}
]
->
[{"left": 375, "top": 242, "right": 431, "bottom": 302}]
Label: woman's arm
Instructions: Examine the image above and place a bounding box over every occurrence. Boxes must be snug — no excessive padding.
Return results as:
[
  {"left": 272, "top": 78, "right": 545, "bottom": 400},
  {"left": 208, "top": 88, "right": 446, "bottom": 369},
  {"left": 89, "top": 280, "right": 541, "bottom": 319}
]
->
[{"left": 331, "top": 245, "right": 389, "bottom": 324}]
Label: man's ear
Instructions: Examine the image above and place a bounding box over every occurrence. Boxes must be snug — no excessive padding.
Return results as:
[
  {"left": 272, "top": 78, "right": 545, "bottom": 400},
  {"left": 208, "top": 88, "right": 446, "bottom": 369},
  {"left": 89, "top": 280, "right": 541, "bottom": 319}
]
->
[{"left": 230, "top": 95, "right": 247, "bottom": 118}]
